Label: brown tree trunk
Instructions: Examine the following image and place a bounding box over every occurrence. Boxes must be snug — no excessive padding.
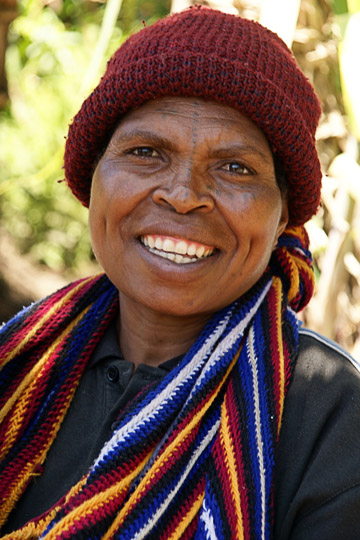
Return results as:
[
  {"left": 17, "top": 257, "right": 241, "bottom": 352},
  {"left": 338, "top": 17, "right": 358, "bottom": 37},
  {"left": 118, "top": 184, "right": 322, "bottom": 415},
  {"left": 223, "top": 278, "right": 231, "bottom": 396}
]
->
[
  {"left": 0, "top": 227, "right": 69, "bottom": 324},
  {"left": 0, "top": 0, "right": 17, "bottom": 109}
]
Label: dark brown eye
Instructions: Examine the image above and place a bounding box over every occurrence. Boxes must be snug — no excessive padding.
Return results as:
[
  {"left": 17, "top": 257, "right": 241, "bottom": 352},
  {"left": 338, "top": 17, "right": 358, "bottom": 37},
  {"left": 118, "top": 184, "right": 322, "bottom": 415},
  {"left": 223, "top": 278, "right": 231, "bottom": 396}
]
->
[
  {"left": 130, "top": 147, "right": 159, "bottom": 158},
  {"left": 222, "top": 162, "right": 252, "bottom": 175}
]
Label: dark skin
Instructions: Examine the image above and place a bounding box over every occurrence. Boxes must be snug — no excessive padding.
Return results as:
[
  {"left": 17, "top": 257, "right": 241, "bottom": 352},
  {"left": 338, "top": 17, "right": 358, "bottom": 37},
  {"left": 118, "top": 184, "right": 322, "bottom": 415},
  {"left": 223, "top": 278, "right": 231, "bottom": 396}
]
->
[{"left": 89, "top": 97, "right": 289, "bottom": 368}]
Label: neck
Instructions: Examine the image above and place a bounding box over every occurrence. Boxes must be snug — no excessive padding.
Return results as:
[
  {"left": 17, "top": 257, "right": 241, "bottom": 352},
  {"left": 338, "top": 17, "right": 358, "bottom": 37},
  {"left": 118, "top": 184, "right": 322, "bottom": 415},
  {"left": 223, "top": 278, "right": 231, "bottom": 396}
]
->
[{"left": 118, "top": 292, "right": 211, "bottom": 369}]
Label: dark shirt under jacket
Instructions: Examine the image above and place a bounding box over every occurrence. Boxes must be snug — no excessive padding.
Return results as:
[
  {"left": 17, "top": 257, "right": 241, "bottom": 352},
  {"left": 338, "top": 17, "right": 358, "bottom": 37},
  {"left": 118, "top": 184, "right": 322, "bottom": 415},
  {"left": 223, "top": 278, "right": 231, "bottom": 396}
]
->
[{"left": 3, "top": 325, "right": 360, "bottom": 539}]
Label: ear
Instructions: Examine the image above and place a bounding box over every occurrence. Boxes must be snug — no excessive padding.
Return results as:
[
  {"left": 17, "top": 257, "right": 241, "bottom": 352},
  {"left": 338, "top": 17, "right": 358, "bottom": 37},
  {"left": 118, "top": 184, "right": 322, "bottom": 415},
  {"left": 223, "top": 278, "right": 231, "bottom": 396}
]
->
[{"left": 273, "top": 196, "right": 289, "bottom": 249}]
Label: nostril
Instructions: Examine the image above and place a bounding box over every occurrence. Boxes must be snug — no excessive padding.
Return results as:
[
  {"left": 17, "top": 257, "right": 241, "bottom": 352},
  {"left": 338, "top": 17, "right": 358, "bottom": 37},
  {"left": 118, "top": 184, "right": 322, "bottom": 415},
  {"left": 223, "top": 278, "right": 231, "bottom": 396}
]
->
[{"left": 152, "top": 185, "right": 214, "bottom": 214}]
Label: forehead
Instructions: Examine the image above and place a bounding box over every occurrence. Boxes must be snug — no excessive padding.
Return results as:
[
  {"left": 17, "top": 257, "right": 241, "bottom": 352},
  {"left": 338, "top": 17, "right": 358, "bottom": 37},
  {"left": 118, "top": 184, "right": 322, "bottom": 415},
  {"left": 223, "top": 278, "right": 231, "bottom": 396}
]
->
[{"left": 112, "top": 96, "right": 271, "bottom": 153}]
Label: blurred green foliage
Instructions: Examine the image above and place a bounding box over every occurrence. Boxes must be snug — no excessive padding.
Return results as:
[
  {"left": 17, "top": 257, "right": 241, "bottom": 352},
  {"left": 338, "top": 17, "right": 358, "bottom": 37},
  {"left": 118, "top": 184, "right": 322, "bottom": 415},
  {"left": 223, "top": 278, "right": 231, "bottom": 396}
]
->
[{"left": 0, "top": 0, "right": 169, "bottom": 273}]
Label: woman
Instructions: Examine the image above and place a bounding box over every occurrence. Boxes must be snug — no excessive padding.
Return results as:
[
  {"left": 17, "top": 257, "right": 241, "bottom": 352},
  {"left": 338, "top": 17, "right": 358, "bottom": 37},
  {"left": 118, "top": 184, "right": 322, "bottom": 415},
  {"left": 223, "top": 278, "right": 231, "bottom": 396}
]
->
[{"left": 1, "top": 6, "right": 360, "bottom": 539}]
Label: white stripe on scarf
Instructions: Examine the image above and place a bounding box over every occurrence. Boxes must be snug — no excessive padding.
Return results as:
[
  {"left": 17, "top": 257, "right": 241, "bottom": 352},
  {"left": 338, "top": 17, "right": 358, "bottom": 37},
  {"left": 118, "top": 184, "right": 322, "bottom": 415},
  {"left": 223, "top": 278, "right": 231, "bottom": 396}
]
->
[
  {"left": 131, "top": 417, "right": 221, "bottom": 540},
  {"left": 199, "top": 500, "right": 218, "bottom": 540},
  {"left": 248, "top": 325, "right": 266, "bottom": 540}
]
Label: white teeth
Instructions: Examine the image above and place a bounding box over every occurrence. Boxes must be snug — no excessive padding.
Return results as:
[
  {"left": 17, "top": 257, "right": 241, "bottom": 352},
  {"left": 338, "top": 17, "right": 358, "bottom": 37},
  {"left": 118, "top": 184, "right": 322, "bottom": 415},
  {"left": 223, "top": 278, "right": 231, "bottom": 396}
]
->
[
  {"left": 196, "top": 245, "right": 205, "bottom": 258},
  {"left": 155, "top": 237, "right": 163, "bottom": 249},
  {"left": 163, "top": 238, "right": 175, "bottom": 253},
  {"left": 141, "top": 235, "right": 214, "bottom": 264},
  {"left": 174, "top": 241, "right": 187, "bottom": 255},
  {"left": 147, "top": 247, "right": 195, "bottom": 264}
]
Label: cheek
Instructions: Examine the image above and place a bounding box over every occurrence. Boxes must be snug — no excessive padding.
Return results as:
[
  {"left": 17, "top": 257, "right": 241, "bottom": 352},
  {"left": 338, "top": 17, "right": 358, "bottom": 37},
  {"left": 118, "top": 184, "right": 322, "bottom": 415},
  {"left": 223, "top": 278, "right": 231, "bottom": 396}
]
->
[
  {"left": 88, "top": 176, "right": 114, "bottom": 265},
  {"left": 228, "top": 191, "right": 284, "bottom": 260},
  {"left": 249, "top": 210, "right": 283, "bottom": 255},
  {"left": 88, "top": 172, "right": 145, "bottom": 271}
]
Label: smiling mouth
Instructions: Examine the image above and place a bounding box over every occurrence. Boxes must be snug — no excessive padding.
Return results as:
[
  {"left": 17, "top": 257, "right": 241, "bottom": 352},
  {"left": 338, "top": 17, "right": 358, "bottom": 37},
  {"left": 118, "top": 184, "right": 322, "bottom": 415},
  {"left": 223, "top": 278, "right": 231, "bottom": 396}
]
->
[{"left": 139, "top": 235, "right": 215, "bottom": 264}]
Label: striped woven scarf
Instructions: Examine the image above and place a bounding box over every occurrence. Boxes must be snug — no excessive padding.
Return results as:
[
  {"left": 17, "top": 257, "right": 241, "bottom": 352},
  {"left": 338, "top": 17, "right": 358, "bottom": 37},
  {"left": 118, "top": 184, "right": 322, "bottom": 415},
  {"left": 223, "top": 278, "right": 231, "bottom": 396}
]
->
[{"left": 0, "top": 226, "right": 314, "bottom": 540}]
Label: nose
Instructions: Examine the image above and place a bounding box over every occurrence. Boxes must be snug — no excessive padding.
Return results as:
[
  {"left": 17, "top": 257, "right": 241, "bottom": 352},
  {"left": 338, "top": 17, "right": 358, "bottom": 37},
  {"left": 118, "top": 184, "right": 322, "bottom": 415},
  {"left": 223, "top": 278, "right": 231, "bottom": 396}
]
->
[{"left": 152, "top": 178, "right": 215, "bottom": 214}]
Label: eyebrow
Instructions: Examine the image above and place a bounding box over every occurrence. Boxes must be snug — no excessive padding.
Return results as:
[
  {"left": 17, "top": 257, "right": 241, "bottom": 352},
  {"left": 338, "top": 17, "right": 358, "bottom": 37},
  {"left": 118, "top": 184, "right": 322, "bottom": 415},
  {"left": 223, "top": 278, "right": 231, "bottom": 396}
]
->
[
  {"left": 112, "top": 129, "right": 271, "bottom": 163},
  {"left": 112, "top": 129, "right": 177, "bottom": 152},
  {"left": 209, "top": 144, "right": 271, "bottom": 162}
]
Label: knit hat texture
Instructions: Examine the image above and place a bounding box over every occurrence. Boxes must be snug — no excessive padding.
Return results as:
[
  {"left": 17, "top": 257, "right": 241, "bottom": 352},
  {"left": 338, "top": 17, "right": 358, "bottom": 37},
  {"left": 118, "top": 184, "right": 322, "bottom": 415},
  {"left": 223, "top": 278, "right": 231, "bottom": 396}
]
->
[{"left": 64, "top": 6, "right": 322, "bottom": 225}]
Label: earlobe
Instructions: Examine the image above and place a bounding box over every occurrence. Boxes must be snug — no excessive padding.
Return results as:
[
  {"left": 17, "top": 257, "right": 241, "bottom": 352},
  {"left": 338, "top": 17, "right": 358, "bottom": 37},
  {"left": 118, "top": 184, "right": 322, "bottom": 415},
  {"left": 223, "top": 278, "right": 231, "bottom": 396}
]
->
[{"left": 274, "top": 198, "right": 289, "bottom": 248}]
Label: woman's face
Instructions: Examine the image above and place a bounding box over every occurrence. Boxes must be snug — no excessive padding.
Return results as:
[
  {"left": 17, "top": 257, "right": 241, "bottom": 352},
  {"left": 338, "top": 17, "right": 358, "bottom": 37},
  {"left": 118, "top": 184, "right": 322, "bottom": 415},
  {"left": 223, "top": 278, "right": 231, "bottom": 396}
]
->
[{"left": 89, "top": 97, "right": 288, "bottom": 317}]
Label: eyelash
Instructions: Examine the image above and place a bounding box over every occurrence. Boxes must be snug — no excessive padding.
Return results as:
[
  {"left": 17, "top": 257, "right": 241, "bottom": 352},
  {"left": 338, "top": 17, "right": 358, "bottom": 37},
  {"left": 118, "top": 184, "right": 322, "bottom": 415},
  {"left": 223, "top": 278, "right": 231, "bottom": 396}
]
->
[
  {"left": 128, "top": 147, "right": 159, "bottom": 158},
  {"left": 221, "top": 162, "right": 253, "bottom": 175}
]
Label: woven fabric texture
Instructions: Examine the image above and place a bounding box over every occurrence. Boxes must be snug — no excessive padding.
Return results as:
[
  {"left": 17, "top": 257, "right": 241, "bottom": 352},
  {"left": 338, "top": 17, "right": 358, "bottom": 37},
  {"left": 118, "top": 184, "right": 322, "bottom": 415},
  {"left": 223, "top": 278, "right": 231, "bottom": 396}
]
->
[
  {"left": 0, "top": 226, "right": 314, "bottom": 539},
  {"left": 64, "top": 6, "right": 322, "bottom": 226}
]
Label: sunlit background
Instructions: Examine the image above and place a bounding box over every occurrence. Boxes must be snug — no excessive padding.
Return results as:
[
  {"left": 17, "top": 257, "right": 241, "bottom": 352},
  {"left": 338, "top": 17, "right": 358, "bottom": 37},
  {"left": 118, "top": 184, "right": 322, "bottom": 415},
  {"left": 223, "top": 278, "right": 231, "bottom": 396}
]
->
[{"left": 0, "top": 0, "right": 359, "bottom": 355}]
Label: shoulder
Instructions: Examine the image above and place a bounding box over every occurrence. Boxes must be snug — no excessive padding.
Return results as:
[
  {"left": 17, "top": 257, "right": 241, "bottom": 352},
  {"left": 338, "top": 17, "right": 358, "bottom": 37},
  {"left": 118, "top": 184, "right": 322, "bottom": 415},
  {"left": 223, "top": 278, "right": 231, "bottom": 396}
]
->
[
  {"left": 284, "top": 327, "right": 360, "bottom": 446},
  {"left": 297, "top": 327, "right": 360, "bottom": 377},
  {"left": 286, "top": 328, "right": 360, "bottom": 426},
  {"left": 284, "top": 328, "right": 360, "bottom": 452},
  {"left": 292, "top": 328, "right": 360, "bottom": 419},
  {"left": 274, "top": 328, "right": 360, "bottom": 539}
]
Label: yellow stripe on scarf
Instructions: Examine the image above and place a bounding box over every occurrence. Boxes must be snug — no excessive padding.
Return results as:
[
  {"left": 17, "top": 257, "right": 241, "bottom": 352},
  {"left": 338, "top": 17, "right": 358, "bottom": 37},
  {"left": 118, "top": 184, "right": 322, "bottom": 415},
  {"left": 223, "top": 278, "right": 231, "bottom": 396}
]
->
[
  {"left": 272, "top": 277, "right": 286, "bottom": 436},
  {"left": 168, "top": 491, "right": 205, "bottom": 540},
  {"left": 219, "top": 399, "right": 244, "bottom": 539}
]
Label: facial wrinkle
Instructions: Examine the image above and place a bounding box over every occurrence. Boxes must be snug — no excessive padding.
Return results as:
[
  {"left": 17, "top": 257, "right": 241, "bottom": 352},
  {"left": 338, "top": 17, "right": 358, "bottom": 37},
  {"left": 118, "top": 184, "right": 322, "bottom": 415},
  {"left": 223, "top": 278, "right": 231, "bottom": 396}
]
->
[{"left": 155, "top": 104, "right": 180, "bottom": 119}]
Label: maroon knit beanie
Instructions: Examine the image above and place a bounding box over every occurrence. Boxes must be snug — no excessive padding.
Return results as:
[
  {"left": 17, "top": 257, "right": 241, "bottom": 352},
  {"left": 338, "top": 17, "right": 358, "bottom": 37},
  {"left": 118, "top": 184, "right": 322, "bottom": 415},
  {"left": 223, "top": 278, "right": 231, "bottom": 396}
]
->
[{"left": 64, "top": 6, "right": 322, "bottom": 225}]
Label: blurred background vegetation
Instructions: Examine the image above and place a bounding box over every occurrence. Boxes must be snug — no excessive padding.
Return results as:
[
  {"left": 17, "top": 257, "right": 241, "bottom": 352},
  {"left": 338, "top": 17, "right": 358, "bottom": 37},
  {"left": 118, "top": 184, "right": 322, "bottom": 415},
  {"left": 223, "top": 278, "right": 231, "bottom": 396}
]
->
[{"left": 0, "top": 0, "right": 359, "bottom": 355}]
